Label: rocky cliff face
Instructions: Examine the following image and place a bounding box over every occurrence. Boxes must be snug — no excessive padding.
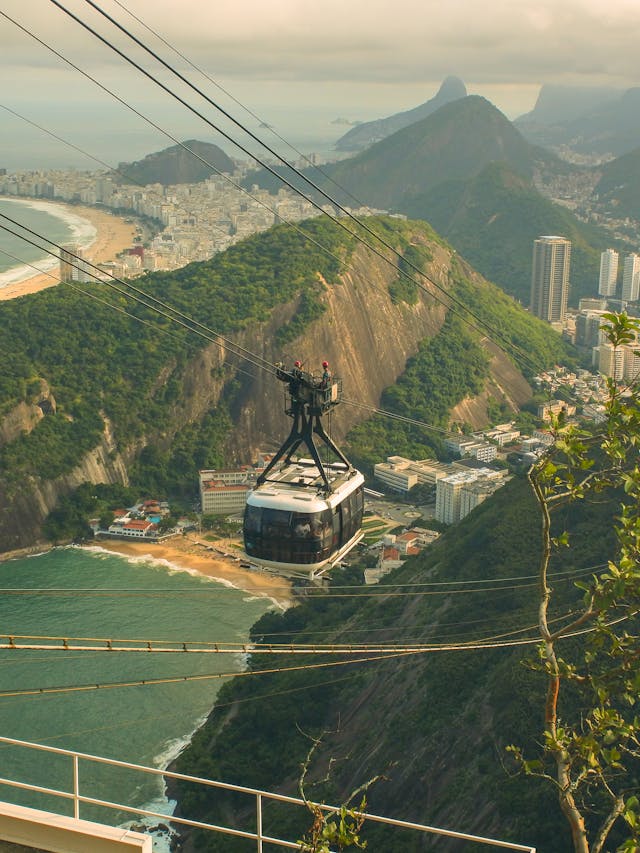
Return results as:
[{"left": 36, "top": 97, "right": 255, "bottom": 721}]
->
[
  {"left": 0, "top": 232, "right": 532, "bottom": 552},
  {"left": 0, "top": 379, "right": 56, "bottom": 447}
]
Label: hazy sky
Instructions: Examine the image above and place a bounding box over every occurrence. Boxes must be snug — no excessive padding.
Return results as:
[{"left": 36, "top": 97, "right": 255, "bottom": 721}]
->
[{"left": 1, "top": 0, "right": 639, "bottom": 169}]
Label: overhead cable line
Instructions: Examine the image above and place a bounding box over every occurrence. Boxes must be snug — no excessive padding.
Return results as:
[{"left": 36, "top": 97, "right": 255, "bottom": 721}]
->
[
  {"left": 0, "top": 611, "right": 630, "bottom": 700},
  {"left": 0, "top": 650, "right": 415, "bottom": 699},
  {"left": 0, "top": 561, "right": 605, "bottom": 593},
  {"left": 108, "top": 0, "right": 368, "bottom": 211},
  {"left": 45, "top": 0, "right": 542, "bottom": 376},
  {"left": 0, "top": 215, "right": 279, "bottom": 378},
  {"left": 0, "top": 604, "right": 616, "bottom": 655},
  {"left": 0, "top": 216, "right": 477, "bottom": 442}
]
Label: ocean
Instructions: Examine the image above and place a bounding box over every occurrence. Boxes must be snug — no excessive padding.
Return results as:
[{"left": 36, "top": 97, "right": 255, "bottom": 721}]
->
[
  {"left": 0, "top": 198, "right": 96, "bottom": 288},
  {"left": 0, "top": 546, "right": 273, "bottom": 846}
]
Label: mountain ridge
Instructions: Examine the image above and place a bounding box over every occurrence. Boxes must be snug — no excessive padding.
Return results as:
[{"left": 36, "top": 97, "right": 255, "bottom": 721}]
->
[
  {"left": 334, "top": 75, "right": 467, "bottom": 152},
  {"left": 116, "top": 139, "right": 234, "bottom": 185}
]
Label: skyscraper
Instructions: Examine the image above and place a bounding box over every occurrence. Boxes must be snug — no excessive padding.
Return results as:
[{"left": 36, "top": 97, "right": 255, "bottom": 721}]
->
[
  {"left": 622, "top": 253, "right": 640, "bottom": 302},
  {"left": 530, "top": 236, "right": 571, "bottom": 323},
  {"left": 598, "top": 248, "right": 618, "bottom": 296}
]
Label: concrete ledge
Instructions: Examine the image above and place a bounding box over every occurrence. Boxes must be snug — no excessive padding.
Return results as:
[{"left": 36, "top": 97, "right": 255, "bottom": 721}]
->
[{"left": 0, "top": 801, "right": 152, "bottom": 852}]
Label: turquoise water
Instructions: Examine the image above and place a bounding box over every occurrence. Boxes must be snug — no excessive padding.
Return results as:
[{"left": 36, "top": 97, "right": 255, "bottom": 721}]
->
[
  {"left": 0, "top": 199, "right": 77, "bottom": 277},
  {"left": 0, "top": 547, "right": 272, "bottom": 836}
]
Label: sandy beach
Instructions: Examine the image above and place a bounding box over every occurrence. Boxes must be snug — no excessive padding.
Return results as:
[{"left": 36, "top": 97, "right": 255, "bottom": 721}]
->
[
  {"left": 0, "top": 204, "right": 137, "bottom": 301},
  {"left": 93, "top": 535, "right": 294, "bottom": 609}
]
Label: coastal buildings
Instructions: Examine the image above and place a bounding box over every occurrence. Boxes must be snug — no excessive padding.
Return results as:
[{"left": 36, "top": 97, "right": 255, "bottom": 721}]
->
[
  {"left": 530, "top": 235, "right": 571, "bottom": 324},
  {"left": 59, "top": 244, "right": 94, "bottom": 283},
  {"left": 1, "top": 166, "right": 381, "bottom": 281},
  {"left": 199, "top": 468, "right": 257, "bottom": 515},
  {"left": 598, "top": 248, "right": 618, "bottom": 297}
]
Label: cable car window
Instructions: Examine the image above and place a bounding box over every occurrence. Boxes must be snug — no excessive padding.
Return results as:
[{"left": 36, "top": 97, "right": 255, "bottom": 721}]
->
[
  {"left": 244, "top": 505, "right": 261, "bottom": 533},
  {"left": 341, "top": 500, "right": 352, "bottom": 543},
  {"left": 262, "top": 508, "right": 292, "bottom": 538}
]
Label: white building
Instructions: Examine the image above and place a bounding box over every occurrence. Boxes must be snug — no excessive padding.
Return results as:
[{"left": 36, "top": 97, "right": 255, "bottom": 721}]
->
[
  {"left": 598, "top": 248, "right": 619, "bottom": 297},
  {"left": 435, "top": 469, "right": 506, "bottom": 525},
  {"left": 199, "top": 468, "right": 257, "bottom": 514},
  {"left": 373, "top": 457, "right": 458, "bottom": 493},
  {"left": 201, "top": 480, "right": 251, "bottom": 514},
  {"left": 622, "top": 254, "right": 640, "bottom": 302},
  {"left": 596, "top": 343, "right": 625, "bottom": 381},
  {"left": 444, "top": 437, "right": 497, "bottom": 463}
]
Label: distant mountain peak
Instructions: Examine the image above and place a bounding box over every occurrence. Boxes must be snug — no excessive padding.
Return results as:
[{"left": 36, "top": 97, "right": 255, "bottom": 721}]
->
[
  {"left": 334, "top": 76, "right": 467, "bottom": 152},
  {"left": 116, "top": 140, "right": 234, "bottom": 186}
]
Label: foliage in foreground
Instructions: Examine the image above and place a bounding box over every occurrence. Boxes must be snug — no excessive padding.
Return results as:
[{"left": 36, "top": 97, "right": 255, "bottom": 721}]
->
[{"left": 511, "top": 312, "right": 640, "bottom": 853}]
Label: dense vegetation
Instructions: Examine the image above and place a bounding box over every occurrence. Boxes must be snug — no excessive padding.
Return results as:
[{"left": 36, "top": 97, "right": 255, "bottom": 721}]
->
[
  {"left": 404, "top": 162, "right": 617, "bottom": 306},
  {"left": 346, "top": 312, "right": 489, "bottom": 469},
  {"left": 0, "top": 218, "right": 353, "bottom": 489},
  {"left": 244, "top": 97, "right": 622, "bottom": 311},
  {"left": 116, "top": 140, "right": 234, "bottom": 185},
  {"left": 347, "top": 260, "right": 572, "bottom": 472},
  {"left": 595, "top": 146, "right": 640, "bottom": 222},
  {"left": 245, "top": 96, "right": 561, "bottom": 212},
  {"left": 171, "top": 474, "right": 620, "bottom": 852}
]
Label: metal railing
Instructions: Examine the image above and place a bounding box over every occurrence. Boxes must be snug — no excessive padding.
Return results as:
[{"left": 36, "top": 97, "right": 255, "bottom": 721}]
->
[{"left": 0, "top": 736, "right": 536, "bottom": 852}]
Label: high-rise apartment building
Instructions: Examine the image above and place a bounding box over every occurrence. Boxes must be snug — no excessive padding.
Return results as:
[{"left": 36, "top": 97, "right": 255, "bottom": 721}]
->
[
  {"left": 622, "top": 253, "right": 640, "bottom": 302},
  {"left": 598, "top": 248, "right": 618, "bottom": 296},
  {"left": 530, "top": 236, "right": 571, "bottom": 323},
  {"left": 59, "top": 244, "right": 93, "bottom": 283}
]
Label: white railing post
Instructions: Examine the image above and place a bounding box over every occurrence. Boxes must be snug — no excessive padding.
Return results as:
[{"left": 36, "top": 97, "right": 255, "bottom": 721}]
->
[
  {"left": 72, "top": 755, "right": 80, "bottom": 820},
  {"left": 256, "top": 792, "right": 263, "bottom": 853},
  {"left": 0, "top": 737, "right": 536, "bottom": 852}
]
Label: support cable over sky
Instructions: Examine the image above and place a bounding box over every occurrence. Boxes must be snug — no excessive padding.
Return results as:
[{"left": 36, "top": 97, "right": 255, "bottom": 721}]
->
[{"left": 28, "top": 0, "right": 543, "bottom": 375}]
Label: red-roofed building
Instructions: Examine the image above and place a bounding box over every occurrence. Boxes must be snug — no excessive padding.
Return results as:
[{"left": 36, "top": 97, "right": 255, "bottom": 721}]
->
[{"left": 108, "top": 519, "right": 157, "bottom": 538}]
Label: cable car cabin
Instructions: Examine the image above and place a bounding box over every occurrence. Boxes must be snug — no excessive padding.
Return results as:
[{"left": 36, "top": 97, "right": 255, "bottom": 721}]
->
[{"left": 243, "top": 461, "right": 365, "bottom": 578}]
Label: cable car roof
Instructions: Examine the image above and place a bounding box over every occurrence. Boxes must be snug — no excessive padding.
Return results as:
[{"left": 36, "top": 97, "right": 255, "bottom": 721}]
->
[{"left": 248, "top": 461, "right": 364, "bottom": 512}]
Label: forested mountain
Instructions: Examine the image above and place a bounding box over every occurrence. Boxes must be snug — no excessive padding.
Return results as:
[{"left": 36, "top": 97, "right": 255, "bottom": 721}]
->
[
  {"left": 404, "top": 162, "right": 611, "bottom": 305},
  {"left": 171, "top": 473, "right": 621, "bottom": 852},
  {"left": 0, "top": 216, "right": 569, "bottom": 552},
  {"left": 246, "top": 96, "right": 560, "bottom": 211},
  {"left": 594, "top": 146, "right": 640, "bottom": 222},
  {"left": 245, "top": 97, "right": 613, "bottom": 307},
  {"left": 515, "top": 84, "right": 622, "bottom": 127},
  {"left": 516, "top": 86, "right": 640, "bottom": 157},
  {"left": 116, "top": 139, "right": 234, "bottom": 185},
  {"left": 334, "top": 75, "right": 467, "bottom": 152}
]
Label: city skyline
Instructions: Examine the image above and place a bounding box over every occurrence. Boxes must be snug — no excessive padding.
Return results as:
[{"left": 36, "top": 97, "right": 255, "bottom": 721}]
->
[{"left": 0, "top": 0, "right": 639, "bottom": 169}]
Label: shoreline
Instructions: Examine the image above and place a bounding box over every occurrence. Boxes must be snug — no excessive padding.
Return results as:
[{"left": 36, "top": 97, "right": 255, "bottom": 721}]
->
[
  {"left": 89, "top": 536, "right": 294, "bottom": 609},
  {"left": 0, "top": 200, "right": 138, "bottom": 301}
]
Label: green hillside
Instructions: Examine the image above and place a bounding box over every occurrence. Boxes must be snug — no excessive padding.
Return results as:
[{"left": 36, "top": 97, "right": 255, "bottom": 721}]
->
[
  {"left": 595, "top": 146, "right": 640, "bottom": 221},
  {"left": 116, "top": 139, "right": 234, "bottom": 185},
  {"left": 171, "top": 473, "right": 621, "bottom": 852},
  {"left": 0, "top": 218, "right": 351, "bottom": 492},
  {"left": 347, "top": 260, "right": 571, "bottom": 470},
  {"left": 405, "top": 162, "right": 612, "bottom": 305},
  {"left": 244, "top": 98, "right": 613, "bottom": 307},
  {"left": 246, "top": 96, "right": 559, "bottom": 211}
]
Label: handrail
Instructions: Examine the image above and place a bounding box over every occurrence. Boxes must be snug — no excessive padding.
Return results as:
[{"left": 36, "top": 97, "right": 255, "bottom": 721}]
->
[{"left": 0, "top": 735, "right": 536, "bottom": 852}]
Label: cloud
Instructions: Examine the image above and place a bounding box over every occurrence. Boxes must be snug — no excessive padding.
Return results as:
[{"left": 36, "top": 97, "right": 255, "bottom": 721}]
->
[{"left": 0, "top": 0, "right": 638, "bottom": 131}]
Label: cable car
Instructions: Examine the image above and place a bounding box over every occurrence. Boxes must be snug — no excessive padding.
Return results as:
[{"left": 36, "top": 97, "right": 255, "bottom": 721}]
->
[{"left": 243, "top": 362, "right": 364, "bottom": 578}]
